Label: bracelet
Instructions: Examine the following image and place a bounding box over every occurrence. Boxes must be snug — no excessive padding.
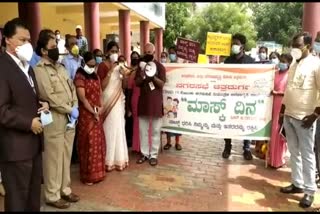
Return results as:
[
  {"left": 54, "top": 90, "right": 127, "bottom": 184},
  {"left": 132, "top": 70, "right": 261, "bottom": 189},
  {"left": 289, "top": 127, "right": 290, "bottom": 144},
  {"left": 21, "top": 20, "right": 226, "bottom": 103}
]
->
[{"left": 313, "top": 112, "right": 320, "bottom": 117}]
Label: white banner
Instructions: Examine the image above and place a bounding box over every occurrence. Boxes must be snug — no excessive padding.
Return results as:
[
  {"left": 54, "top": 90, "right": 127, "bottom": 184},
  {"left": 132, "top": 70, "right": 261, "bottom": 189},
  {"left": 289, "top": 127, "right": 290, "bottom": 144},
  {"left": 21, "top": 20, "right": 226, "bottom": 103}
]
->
[{"left": 161, "top": 64, "right": 276, "bottom": 140}]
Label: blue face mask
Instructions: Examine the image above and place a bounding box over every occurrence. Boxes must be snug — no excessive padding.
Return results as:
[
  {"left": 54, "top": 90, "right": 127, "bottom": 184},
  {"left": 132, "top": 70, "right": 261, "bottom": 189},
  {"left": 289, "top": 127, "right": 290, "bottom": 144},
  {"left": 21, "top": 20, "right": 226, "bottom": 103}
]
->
[
  {"left": 278, "top": 63, "right": 288, "bottom": 71},
  {"left": 40, "top": 110, "right": 53, "bottom": 126},
  {"left": 313, "top": 42, "right": 320, "bottom": 54},
  {"left": 169, "top": 54, "right": 177, "bottom": 62},
  {"left": 95, "top": 56, "right": 103, "bottom": 64}
]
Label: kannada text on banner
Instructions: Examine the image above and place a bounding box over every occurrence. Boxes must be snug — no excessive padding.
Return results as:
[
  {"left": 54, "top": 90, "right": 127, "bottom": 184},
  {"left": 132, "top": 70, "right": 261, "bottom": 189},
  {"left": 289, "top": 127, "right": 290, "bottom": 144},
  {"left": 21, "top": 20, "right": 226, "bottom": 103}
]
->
[
  {"left": 205, "top": 32, "right": 232, "bottom": 56},
  {"left": 162, "top": 64, "right": 276, "bottom": 140}
]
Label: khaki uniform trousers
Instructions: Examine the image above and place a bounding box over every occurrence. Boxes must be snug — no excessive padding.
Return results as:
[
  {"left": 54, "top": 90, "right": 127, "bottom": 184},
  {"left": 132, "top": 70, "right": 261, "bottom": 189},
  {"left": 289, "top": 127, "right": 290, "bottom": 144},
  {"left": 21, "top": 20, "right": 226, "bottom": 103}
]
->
[{"left": 43, "top": 110, "right": 75, "bottom": 202}]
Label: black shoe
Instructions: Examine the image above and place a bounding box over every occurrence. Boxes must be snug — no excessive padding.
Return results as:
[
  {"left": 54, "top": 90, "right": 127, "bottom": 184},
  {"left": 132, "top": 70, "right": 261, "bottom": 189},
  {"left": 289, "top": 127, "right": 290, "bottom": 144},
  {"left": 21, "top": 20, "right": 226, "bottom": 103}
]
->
[
  {"left": 280, "top": 184, "right": 304, "bottom": 194},
  {"left": 243, "top": 150, "right": 253, "bottom": 160},
  {"left": 149, "top": 158, "right": 158, "bottom": 166},
  {"left": 163, "top": 143, "right": 172, "bottom": 150},
  {"left": 222, "top": 146, "right": 231, "bottom": 159},
  {"left": 136, "top": 155, "right": 149, "bottom": 164},
  {"left": 299, "top": 194, "right": 314, "bottom": 208}
]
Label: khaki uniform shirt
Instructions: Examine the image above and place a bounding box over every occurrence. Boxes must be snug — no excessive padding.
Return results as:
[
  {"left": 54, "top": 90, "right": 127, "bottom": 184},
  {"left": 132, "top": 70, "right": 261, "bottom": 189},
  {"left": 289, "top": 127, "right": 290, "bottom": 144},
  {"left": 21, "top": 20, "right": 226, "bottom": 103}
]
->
[{"left": 33, "top": 58, "right": 78, "bottom": 115}]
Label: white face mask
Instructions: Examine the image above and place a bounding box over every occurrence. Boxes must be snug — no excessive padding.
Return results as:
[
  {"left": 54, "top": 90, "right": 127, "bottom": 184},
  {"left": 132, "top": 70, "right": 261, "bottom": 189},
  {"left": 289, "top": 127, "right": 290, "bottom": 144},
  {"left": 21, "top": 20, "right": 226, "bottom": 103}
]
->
[
  {"left": 16, "top": 43, "right": 33, "bottom": 62},
  {"left": 56, "top": 34, "right": 61, "bottom": 40},
  {"left": 259, "top": 53, "right": 267, "bottom": 60},
  {"left": 40, "top": 110, "right": 53, "bottom": 126},
  {"left": 109, "top": 53, "right": 118, "bottom": 63},
  {"left": 314, "top": 42, "right": 320, "bottom": 54},
  {"left": 291, "top": 48, "right": 303, "bottom": 60},
  {"left": 161, "top": 58, "right": 167, "bottom": 63},
  {"left": 83, "top": 64, "right": 95, "bottom": 74},
  {"left": 231, "top": 45, "right": 241, "bottom": 55},
  {"left": 271, "top": 58, "right": 279, "bottom": 64}
]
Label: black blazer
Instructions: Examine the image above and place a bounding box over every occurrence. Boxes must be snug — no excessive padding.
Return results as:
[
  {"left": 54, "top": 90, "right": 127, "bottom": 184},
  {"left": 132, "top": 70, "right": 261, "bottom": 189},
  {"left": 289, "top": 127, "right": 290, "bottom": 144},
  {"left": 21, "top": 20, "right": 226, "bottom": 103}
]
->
[{"left": 0, "top": 52, "right": 44, "bottom": 162}]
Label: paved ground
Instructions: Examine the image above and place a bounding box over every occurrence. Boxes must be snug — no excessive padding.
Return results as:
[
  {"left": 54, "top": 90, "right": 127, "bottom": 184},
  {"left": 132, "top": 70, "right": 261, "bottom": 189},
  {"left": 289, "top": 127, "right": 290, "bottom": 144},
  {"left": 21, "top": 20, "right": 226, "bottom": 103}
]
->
[{"left": 1, "top": 134, "right": 320, "bottom": 211}]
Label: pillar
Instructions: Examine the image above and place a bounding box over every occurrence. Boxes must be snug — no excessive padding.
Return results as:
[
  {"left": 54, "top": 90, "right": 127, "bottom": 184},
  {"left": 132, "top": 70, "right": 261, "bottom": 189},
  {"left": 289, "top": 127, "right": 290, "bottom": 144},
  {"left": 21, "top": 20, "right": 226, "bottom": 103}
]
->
[
  {"left": 84, "top": 2, "right": 100, "bottom": 51},
  {"left": 18, "top": 3, "right": 41, "bottom": 47},
  {"left": 154, "top": 28, "right": 163, "bottom": 61},
  {"left": 302, "top": 3, "right": 320, "bottom": 42},
  {"left": 119, "top": 10, "right": 131, "bottom": 65},
  {"left": 140, "top": 21, "right": 150, "bottom": 54}
]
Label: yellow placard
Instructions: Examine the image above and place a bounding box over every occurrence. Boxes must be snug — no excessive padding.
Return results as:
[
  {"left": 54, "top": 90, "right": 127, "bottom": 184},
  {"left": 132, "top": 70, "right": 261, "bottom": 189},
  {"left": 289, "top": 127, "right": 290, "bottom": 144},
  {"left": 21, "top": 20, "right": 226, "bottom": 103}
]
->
[
  {"left": 197, "top": 54, "right": 208, "bottom": 64},
  {"left": 205, "top": 32, "right": 232, "bottom": 56}
]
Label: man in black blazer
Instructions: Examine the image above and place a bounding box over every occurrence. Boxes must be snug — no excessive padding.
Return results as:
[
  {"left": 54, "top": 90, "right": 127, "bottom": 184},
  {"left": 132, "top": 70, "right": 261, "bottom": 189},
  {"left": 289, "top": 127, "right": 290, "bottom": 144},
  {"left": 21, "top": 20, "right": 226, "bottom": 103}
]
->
[{"left": 0, "top": 18, "right": 49, "bottom": 212}]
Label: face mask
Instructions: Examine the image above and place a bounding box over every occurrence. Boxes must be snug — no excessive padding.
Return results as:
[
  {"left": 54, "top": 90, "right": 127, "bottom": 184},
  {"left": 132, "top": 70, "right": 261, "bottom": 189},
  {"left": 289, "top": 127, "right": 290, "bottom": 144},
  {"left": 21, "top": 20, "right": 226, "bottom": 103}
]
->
[
  {"left": 291, "top": 48, "right": 303, "bottom": 60},
  {"left": 259, "top": 53, "right": 267, "bottom": 60},
  {"left": 71, "top": 45, "right": 79, "bottom": 56},
  {"left": 231, "top": 45, "right": 241, "bottom": 55},
  {"left": 83, "top": 64, "right": 95, "bottom": 74},
  {"left": 56, "top": 34, "right": 61, "bottom": 40},
  {"left": 143, "top": 54, "right": 154, "bottom": 62},
  {"left": 15, "top": 43, "right": 33, "bottom": 62},
  {"left": 313, "top": 42, "right": 320, "bottom": 54},
  {"left": 95, "top": 56, "right": 102, "bottom": 64},
  {"left": 271, "top": 58, "right": 279, "bottom": 64},
  {"left": 40, "top": 110, "right": 53, "bottom": 126},
  {"left": 169, "top": 54, "right": 176, "bottom": 62},
  {"left": 131, "top": 58, "right": 139, "bottom": 66},
  {"left": 47, "top": 47, "right": 60, "bottom": 62},
  {"left": 109, "top": 53, "right": 118, "bottom": 63},
  {"left": 161, "top": 58, "right": 167, "bottom": 63},
  {"left": 278, "top": 63, "right": 288, "bottom": 71}
]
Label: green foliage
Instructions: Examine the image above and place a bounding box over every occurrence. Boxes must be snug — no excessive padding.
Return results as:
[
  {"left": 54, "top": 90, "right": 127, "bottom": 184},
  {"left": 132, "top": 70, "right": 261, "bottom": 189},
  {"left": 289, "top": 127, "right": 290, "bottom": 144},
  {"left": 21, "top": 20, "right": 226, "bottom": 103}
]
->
[
  {"left": 185, "top": 3, "right": 257, "bottom": 52},
  {"left": 248, "top": 3, "right": 303, "bottom": 47},
  {"left": 163, "top": 3, "right": 194, "bottom": 49}
]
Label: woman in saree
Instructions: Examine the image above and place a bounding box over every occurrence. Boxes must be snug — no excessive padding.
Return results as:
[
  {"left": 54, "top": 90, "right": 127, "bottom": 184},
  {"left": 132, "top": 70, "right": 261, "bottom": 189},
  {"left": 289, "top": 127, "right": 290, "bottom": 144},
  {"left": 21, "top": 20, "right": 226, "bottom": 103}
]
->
[
  {"left": 267, "top": 53, "right": 293, "bottom": 168},
  {"left": 74, "top": 51, "right": 106, "bottom": 185},
  {"left": 97, "top": 41, "right": 129, "bottom": 172}
]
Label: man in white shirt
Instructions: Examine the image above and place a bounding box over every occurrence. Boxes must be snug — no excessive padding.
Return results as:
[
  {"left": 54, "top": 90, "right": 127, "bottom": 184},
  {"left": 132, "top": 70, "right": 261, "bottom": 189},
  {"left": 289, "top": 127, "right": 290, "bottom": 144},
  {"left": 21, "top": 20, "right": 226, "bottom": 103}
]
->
[
  {"left": 280, "top": 32, "right": 320, "bottom": 208},
  {"left": 55, "top": 30, "right": 67, "bottom": 63}
]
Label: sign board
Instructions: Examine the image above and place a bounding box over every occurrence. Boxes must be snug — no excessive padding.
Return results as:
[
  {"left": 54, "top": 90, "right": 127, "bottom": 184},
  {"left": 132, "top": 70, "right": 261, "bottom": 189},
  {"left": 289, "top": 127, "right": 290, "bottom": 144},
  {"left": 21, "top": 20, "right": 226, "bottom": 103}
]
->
[
  {"left": 176, "top": 37, "right": 200, "bottom": 63},
  {"left": 205, "top": 32, "right": 232, "bottom": 56},
  {"left": 162, "top": 63, "right": 276, "bottom": 140},
  {"left": 197, "top": 54, "right": 209, "bottom": 64}
]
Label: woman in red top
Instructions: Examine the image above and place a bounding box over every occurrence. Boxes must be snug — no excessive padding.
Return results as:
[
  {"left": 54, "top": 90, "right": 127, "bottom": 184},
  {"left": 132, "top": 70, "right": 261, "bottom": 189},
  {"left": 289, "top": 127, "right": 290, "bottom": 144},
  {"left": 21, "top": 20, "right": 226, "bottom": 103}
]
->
[{"left": 74, "top": 52, "right": 106, "bottom": 185}]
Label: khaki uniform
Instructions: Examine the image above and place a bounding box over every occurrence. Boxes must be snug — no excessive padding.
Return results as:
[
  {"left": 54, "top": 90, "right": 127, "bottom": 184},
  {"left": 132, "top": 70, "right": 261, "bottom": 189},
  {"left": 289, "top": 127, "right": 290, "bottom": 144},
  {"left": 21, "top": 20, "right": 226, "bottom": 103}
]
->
[{"left": 34, "top": 59, "right": 78, "bottom": 203}]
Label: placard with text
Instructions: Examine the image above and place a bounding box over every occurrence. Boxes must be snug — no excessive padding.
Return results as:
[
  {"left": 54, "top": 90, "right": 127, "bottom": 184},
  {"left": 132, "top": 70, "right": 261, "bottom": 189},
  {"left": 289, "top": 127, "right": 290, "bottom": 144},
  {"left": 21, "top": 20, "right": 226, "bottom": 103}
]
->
[{"left": 176, "top": 37, "right": 200, "bottom": 63}]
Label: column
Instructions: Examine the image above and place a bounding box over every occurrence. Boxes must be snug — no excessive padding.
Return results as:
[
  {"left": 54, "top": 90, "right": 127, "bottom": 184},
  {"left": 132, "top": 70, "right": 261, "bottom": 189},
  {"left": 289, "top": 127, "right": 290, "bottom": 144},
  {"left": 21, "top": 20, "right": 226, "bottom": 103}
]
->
[
  {"left": 18, "top": 3, "right": 41, "bottom": 47},
  {"left": 119, "top": 10, "right": 131, "bottom": 65},
  {"left": 302, "top": 3, "right": 320, "bottom": 42},
  {"left": 140, "top": 21, "right": 150, "bottom": 54},
  {"left": 84, "top": 2, "right": 100, "bottom": 51},
  {"left": 154, "top": 28, "right": 163, "bottom": 61}
]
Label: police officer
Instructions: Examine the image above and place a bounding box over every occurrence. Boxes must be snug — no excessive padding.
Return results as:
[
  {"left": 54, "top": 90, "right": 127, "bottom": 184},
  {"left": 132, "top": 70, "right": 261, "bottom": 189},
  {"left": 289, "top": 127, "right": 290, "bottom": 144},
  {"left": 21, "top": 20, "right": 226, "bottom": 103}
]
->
[{"left": 33, "top": 29, "right": 80, "bottom": 209}]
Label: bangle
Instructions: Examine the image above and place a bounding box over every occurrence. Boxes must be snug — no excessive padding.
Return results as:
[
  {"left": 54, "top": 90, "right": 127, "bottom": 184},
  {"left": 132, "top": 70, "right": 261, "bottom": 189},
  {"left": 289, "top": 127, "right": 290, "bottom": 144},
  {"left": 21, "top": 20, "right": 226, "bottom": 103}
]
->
[{"left": 313, "top": 112, "right": 320, "bottom": 117}]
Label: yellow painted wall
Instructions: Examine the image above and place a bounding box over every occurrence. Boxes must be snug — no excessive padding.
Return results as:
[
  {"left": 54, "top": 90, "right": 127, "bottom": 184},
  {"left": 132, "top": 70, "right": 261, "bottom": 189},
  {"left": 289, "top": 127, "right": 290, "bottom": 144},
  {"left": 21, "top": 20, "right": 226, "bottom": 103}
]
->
[
  {"left": 0, "top": 3, "right": 19, "bottom": 27},
  {"left": 0, "top": 3, "right": 154, "bottom": 51}
]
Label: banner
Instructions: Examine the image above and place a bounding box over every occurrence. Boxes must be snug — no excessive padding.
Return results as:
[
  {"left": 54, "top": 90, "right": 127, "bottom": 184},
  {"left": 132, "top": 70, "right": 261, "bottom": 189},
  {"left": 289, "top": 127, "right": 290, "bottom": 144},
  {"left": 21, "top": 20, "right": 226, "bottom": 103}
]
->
[
  {"left": 176, "top": 37, "right": 200, "bottom": 63},
  {"left": 162, "top": 64, "right": 276, "bottom": 140},
  {"left": 205, "top": 32, "right": 232, "bottom": 56}
]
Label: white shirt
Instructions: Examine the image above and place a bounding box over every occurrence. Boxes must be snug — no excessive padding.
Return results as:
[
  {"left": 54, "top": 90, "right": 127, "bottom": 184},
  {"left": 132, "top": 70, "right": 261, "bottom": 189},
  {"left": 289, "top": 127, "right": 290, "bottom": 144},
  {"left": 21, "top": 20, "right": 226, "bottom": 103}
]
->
[
  {"left": 57, "top": 39, "right": 67, "bottom": 54},
  {"left": 283, "top": 54, "right": 320, "bottom": 120},
  {"left": 6, "top": 51, "right": 35, "bottom": 89}
]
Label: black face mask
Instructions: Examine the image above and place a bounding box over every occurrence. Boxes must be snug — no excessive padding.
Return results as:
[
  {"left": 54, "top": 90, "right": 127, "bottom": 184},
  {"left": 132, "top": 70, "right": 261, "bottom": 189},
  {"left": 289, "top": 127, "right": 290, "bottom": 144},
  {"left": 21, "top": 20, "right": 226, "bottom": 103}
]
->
[
  {"left": 131, "top": 58, "right": 139, "bottom": 66},
  {"left": 143, "top": 54, "right": 154, "bottom": 62},
  {"left": 47, "top": 47, "right": 60, "bottom": 62}
]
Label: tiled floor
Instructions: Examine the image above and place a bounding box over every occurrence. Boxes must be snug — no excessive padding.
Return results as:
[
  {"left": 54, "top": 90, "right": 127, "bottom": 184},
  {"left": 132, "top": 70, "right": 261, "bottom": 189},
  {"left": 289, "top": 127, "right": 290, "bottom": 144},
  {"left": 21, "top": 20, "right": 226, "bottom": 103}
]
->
[{"left": 1, "top": 135, "right": 319, "bottom": 211}]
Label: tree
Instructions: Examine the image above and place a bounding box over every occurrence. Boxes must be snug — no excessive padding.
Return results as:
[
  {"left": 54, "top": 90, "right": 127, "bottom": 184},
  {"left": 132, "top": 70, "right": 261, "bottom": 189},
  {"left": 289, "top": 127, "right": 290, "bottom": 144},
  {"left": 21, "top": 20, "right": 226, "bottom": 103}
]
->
[
  {"left": 163, "top": 3, "right": 194, "bottom": 49},
  {"left": 248, "top": 3, "right": 303, "bottom": 47},
  {"left": 185, "top": 3, "right": 257, "bottom": 52}
]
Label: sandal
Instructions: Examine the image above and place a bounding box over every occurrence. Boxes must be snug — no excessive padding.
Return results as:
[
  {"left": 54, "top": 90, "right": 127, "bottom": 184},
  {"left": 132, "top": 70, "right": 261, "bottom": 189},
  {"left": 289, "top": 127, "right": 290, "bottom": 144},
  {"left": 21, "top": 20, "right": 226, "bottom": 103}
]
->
[
  {"left": 163, "top": 143, "right": 172, "bottom": 150},
  {"left": 175, "top": 143, "right": 182, "bottom": 151}
]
